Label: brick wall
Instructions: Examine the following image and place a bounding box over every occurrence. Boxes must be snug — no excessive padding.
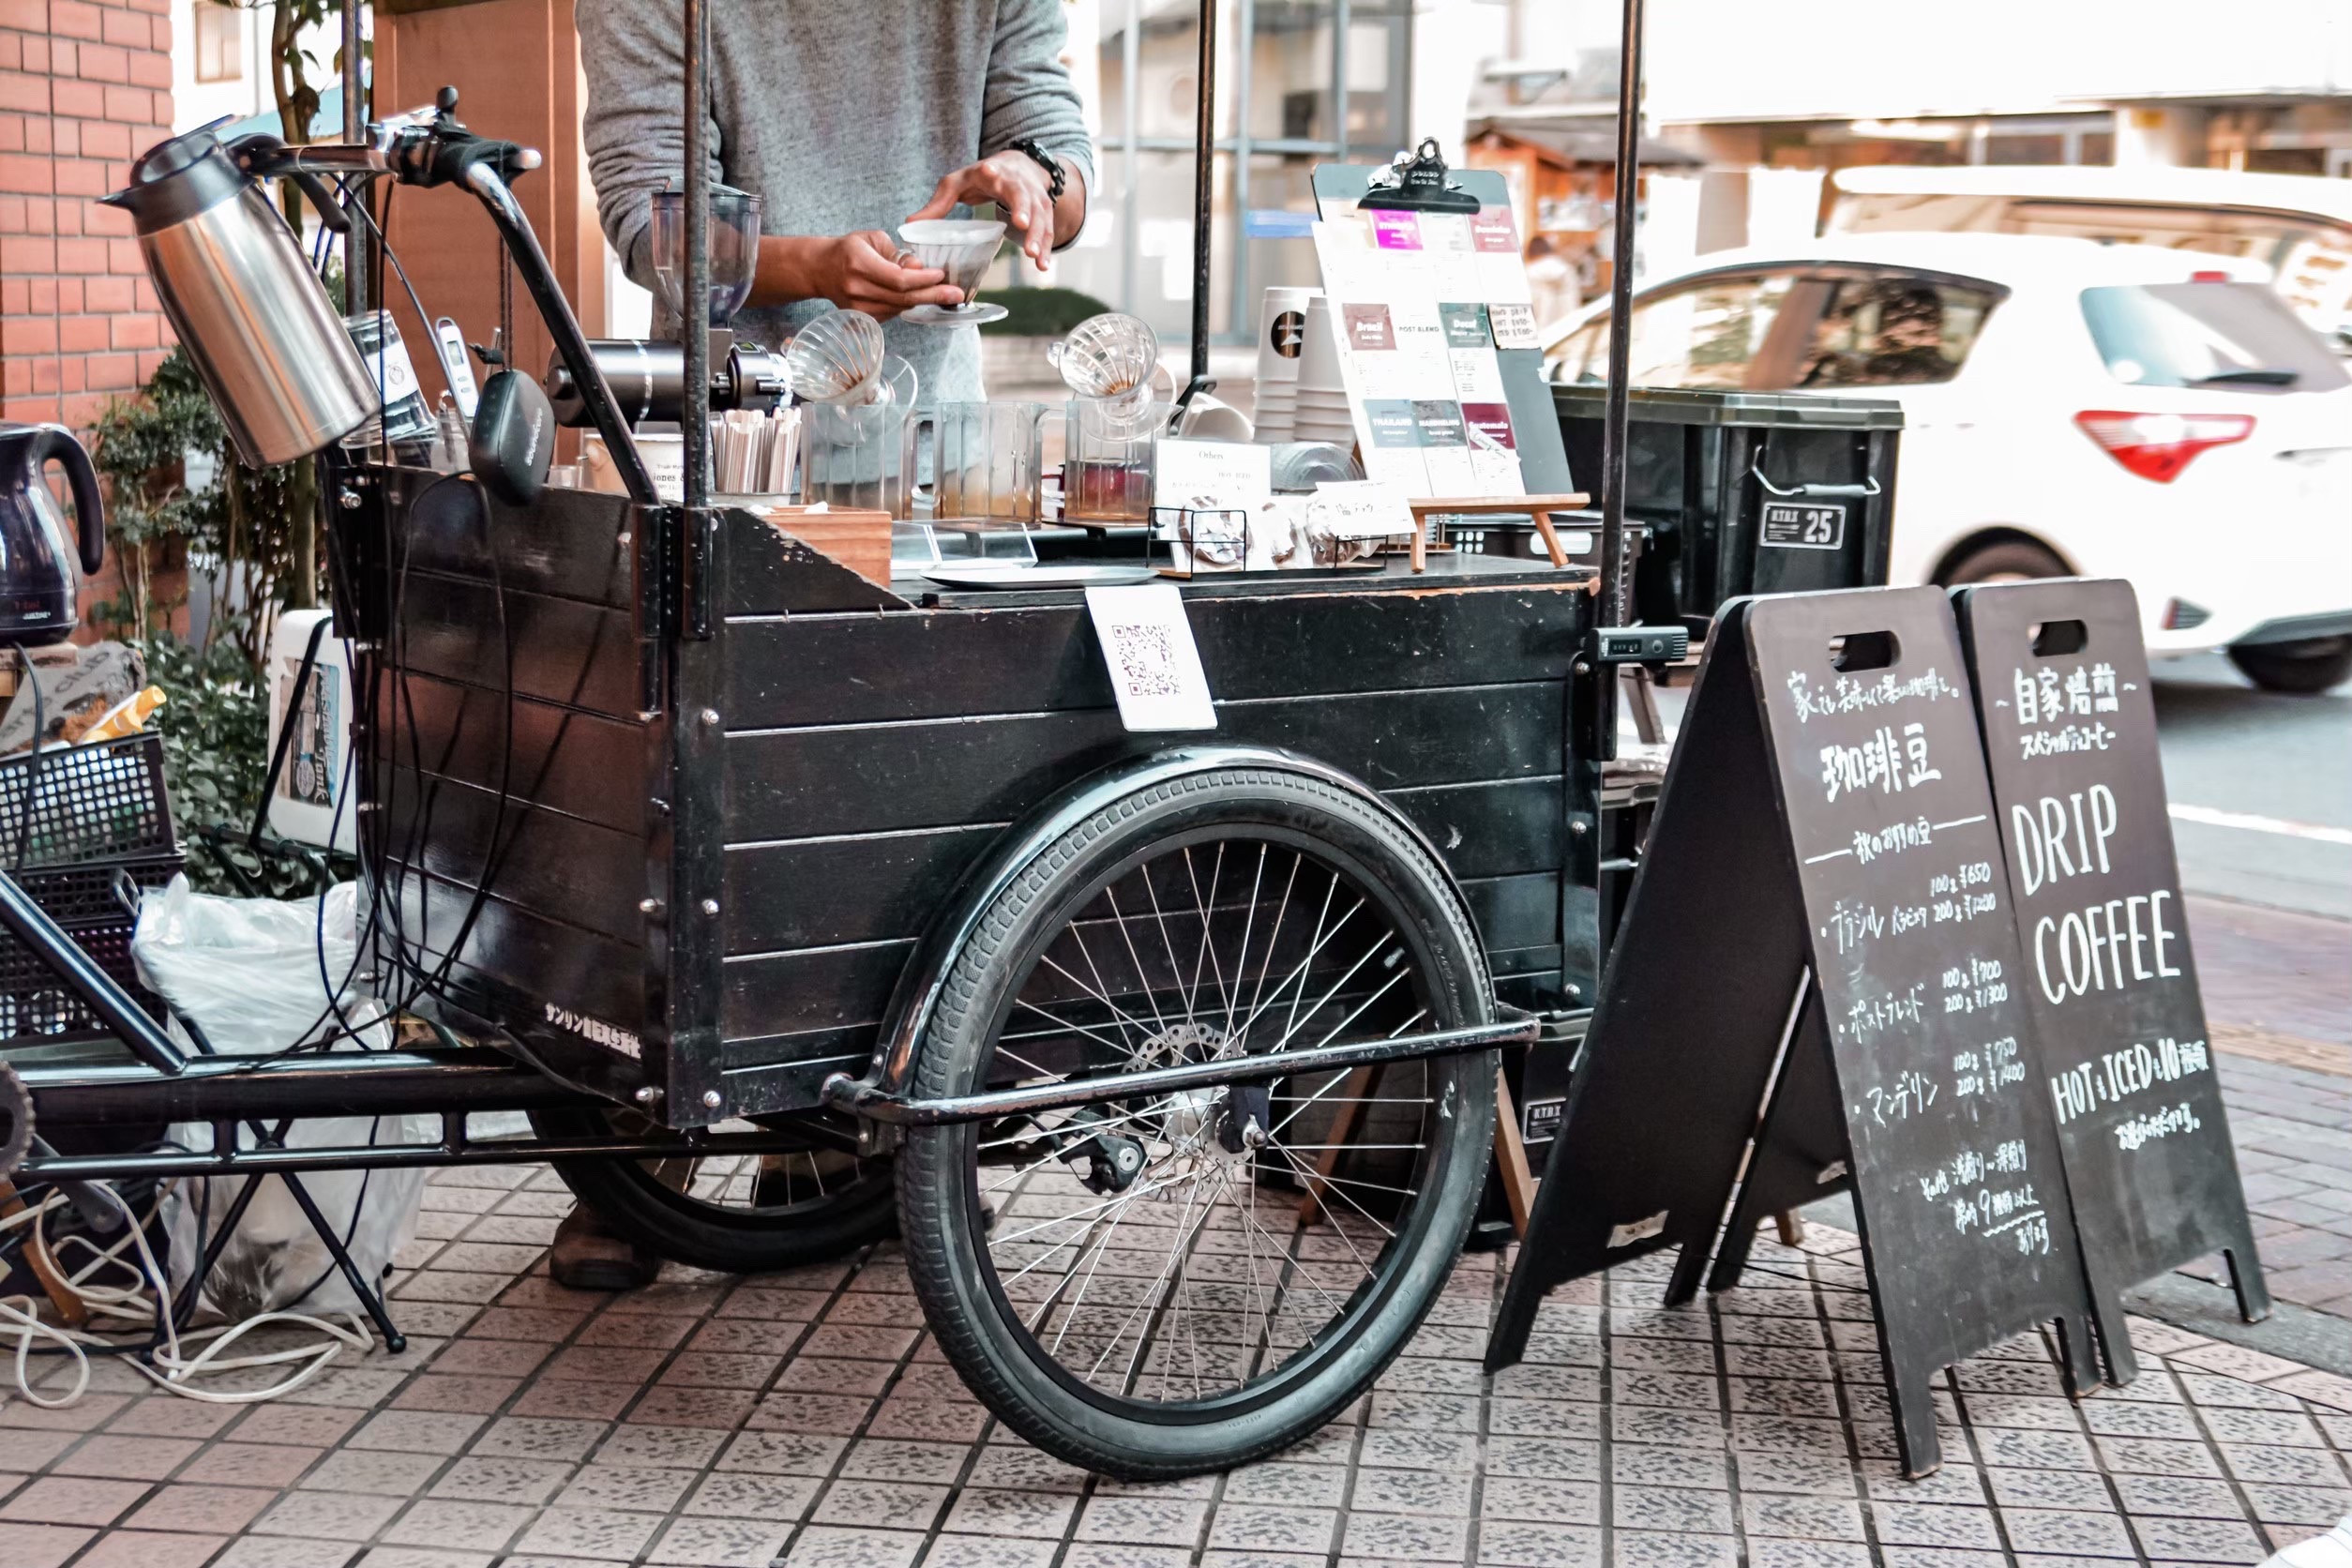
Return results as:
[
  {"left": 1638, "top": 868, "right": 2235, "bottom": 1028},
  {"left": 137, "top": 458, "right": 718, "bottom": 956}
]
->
[{"left": 0, "top": 0, "right": 173, "bottom": 430}]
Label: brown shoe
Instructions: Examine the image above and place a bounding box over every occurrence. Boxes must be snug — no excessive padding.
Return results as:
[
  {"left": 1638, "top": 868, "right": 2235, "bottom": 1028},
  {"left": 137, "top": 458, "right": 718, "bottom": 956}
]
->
[{"left": 550, "top": 1203, "right": 659, "bottom": 1290}]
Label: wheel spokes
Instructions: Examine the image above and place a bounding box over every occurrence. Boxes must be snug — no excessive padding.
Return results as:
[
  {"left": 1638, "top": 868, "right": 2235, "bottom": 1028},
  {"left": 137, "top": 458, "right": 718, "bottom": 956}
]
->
[{"left": 972, "top": 834, "right": 1447, "bottom": 1408}]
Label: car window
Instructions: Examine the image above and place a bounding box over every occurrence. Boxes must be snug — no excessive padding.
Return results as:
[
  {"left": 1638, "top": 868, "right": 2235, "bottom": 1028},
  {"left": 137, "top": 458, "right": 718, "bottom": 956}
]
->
[
  {"left": 2079, "top": 281, "right": 2350, "bottom": 392},
  {"left": 1553, "top": 270, "right": 2001, "bottom": 391},
  {"left": 1793, "top": 277, "right": 1998, "bottom": 387},
  {"left": 1553, "top": 273, "right": 1800, "bottom": 389}
]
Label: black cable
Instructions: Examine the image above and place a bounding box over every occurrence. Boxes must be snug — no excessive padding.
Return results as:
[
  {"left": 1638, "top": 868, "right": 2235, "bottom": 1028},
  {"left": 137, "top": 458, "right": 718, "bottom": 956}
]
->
[
  {"left": 405, "top": 480, "right": 515, "bottom": 1003},
  {"left": 338, "top": 187, "right": 440, "bottom": 401},
  {"left": 328, "top": 192, "right": 524, "bottom": 1031}
]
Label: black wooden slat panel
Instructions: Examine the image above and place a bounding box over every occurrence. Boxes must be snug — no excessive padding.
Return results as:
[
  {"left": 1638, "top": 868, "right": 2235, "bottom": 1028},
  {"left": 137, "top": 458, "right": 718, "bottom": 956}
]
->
[
  {"left": 722, "top": 1023, "right": 876, "bottom": 1074},
  {"left": 720, "top": 1036, "right": 879, "bottom": 1118},
  {"left": 386, "top": 472, "right": 639, "bottom": 608},
  {"left": 371, "top": 673, "right": 646, "bottom": 836},
  {"left": 723, "top": 776, "right": 1560, "bottom": 957},
  {"left": 379, "top": 772, "right": 646, "bottom": 947},
  {"left": 1491, "top": 946, "right": 1567, "bottom": 980},
  {"left": 1460, "top": 872, "right": 1560, "bottom": 955},
  {"left": 726, "top": 683, "right": 1560, "bottom": 841},
  {"left": 388, "top": 874, "right": 644, "bottom": 1034},
  {"left": 723, "top": 824, "right": 1003, "bottom": 956},
  {"left": 1388, "top": 778, "right": 1562, "bottom": 882},
  {"left": 721, "top": 941, "right": 918, "bottom": 1040},
  {"left": 724, "top": 584, "right": 1582, "bottom": 728},
  {"left": 397, "top": 578, "right": 639, "bottom": 719}
]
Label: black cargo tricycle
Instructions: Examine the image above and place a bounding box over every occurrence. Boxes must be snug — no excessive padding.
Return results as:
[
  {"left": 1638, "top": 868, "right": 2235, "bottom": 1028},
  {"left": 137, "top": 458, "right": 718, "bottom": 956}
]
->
[{"left": 0, "top": 82, "right": 1626, "bottom": 1478}]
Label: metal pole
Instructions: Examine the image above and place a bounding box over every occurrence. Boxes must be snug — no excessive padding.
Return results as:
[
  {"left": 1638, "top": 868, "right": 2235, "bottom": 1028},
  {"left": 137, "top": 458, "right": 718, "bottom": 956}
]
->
[
  {"left": 681, "top": 0, "right": 711, "bottom": 510},
  {"left": 1185, "top": 0, "right": 1217, "bottom": 399},
  {"left": 341, "top": 0, "right": 366, "bottom": 313},
  {"left": 1598, "top": 0, "right": 1644, "bottom": 633}
]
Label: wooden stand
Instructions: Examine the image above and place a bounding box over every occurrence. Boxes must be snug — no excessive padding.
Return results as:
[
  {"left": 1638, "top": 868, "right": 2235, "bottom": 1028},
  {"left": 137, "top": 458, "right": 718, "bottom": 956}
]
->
[{"left": 1405, "top": 494, "right": 1591, "bottom": 573}]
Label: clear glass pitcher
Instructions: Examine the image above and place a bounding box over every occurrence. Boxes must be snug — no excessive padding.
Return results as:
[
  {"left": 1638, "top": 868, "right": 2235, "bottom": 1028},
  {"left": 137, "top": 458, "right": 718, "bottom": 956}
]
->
[
  {"left": 1062, "top": 393, "right": 1175, "bottom": 522},
  {"left": 796, "top": 356, "right": 919, "bottom": 515},
  {"left": 912, "top": 401, "right": 1050, "bottom": 523}
]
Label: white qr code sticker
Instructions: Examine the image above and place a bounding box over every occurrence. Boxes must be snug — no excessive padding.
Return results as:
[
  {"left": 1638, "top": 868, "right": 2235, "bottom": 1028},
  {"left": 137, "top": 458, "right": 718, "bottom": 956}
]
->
[{"left": 1085, "top": 582, "right": 1216, "bottom": 732}]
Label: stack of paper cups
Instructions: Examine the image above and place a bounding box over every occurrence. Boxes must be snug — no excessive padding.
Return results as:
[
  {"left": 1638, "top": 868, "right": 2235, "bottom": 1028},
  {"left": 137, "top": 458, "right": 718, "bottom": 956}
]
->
[
  {"left": 1251, "top": 286, "right": 1319, "bottom": 445},
  {"left": 1291, "top": 296, "right": 1354, "bottom": 446}
]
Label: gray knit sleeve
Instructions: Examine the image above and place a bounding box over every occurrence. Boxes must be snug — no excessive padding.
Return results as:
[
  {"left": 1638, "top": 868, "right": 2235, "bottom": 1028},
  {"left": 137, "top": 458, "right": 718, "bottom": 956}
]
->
[
  {"left": 575, "top": 0, "right": 719, "bottom": 288},
  {"left": 979, "top": 0, "right": 1097, "bottom": 198}
]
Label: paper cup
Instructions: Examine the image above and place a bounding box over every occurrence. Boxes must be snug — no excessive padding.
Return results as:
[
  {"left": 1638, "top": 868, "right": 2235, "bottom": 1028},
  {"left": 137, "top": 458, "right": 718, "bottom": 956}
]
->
[
  {"left": 1254, "top": 286, "right": 1321, "bottom": 388},
  {"left": 1297, "top": 296, "right": 1345, "bottom": 394}
]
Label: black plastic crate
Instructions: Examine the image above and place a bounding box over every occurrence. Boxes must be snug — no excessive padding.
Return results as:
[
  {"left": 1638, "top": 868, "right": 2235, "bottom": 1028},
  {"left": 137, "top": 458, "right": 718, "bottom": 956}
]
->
[
  {"left": 0, "top": 906, "right": 167, "bottom": 1046},
  {"left": 0, "top": 732, "right": 175, "bottom": 867},
  {"left": 0, "top": 853, "right": 184, "bottom": 1046},
  {"left": 0, "top": 733, "right": 180, "bottom": 1046},
  {"left": 14, "top": 852, "right": 184, "bottom": 927}
]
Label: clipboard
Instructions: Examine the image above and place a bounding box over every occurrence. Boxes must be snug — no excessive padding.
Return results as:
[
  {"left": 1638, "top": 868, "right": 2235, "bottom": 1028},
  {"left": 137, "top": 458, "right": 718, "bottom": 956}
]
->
[{"left": 1307, "top": 152, "right": 1574, "bottom": 497}]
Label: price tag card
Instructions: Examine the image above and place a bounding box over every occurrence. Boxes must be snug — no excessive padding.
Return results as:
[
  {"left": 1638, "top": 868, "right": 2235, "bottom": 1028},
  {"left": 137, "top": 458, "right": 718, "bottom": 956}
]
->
[
  {"left": 1153, "top": 439, "right": 1272, "bottom": 513},
  {"left": 1086, "top": 582, "right": 1217, "bottom": 732}
]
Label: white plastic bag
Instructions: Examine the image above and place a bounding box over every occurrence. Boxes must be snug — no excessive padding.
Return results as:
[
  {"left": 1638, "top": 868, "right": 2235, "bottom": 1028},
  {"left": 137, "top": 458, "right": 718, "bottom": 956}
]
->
[{"left": 131, "top": 877, "right": 433, "bottom": 1320}]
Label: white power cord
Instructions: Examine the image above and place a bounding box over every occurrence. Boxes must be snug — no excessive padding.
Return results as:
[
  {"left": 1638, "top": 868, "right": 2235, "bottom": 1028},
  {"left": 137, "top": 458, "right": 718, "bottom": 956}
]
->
[{"left": 0, "top": 1179, "right": 377, "bottom": 1408}]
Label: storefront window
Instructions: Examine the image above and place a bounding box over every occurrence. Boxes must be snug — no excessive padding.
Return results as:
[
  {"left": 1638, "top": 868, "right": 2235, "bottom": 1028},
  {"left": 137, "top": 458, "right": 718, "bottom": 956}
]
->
[
  {"left": 1345, "top": 3, "right": 1409, "bottom": 153},
  {"left": 1084, "top": 0, "right": 1410, "bottom": 343},
  {"left": 1249, "top": 0, "right": 1334, "bottom": 144},
  {"left": 194, "top": 3, "right": 242, "bottom": 83}
]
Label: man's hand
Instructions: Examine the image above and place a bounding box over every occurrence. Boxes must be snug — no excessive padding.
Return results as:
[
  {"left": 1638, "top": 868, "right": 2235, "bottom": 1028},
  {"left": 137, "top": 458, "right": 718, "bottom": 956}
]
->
[
  {"left": 753, "top": 231, "right": 960, "bottom": 320},
  {"left": 909, "top": 150, "right": 1074, "bottom": 270}
]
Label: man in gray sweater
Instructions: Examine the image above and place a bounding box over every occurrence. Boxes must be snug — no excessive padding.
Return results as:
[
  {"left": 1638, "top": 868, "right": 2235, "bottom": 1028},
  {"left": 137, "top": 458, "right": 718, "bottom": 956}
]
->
[
  {"left": 576, "top": 0, "right": 1097, "bottom": 410},
  {"left": 558, "top": 2, "right": 1093, "bottom": 1288}
]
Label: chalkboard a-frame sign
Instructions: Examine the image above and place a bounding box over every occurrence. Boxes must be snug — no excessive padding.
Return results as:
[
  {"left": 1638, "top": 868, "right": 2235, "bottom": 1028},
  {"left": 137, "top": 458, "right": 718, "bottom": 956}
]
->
[
  {"left": 1954, "top": 578, "right": 2269, "bottom": 1380},
  {"left": 1489, "top": 585, "right": 2099, "bottom": 1477}
]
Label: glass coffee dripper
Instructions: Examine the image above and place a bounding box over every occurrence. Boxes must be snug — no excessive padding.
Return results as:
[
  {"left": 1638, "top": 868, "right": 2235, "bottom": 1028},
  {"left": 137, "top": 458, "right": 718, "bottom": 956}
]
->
[
  {"left": 897, "top": 219, "right": 1008, "bottom": 328},
  {"left": 784, "top": 309, "right": 886, "bottom": 406},
  {"left": 650, "top": 184, "right": 761, "bottom": 328}
]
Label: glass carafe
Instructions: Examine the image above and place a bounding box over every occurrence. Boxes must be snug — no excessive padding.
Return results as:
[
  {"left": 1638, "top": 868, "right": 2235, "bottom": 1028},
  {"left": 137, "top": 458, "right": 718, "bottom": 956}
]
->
[
  {"left": 1063, "top": 394, "right": 1174, "bottom": 522},
  {"left": 799, "top": 400, "right": 919, "bottom": 516},
  {"left": 794, "top": 353, "right": 918, "bottom": 515},
  {"left": 914, "top": 401, "right": 1049, "bottom": 523}
]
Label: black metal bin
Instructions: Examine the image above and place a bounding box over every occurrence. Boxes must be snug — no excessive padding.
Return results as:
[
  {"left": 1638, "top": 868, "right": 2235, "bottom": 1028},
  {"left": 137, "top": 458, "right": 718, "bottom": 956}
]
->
[{"left": 1553, "top": 386, "right": 1903, "bottom": 636}]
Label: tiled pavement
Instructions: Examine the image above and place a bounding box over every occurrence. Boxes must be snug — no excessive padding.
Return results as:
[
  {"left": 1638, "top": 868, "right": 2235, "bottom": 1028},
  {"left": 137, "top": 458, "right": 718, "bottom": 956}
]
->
[
  {"left": 2208, "top": 1053, "right": 2352, "bottom": 1321},
  {"left": 4, "top": 1161, "right": 2351, "bottom": 1568}
]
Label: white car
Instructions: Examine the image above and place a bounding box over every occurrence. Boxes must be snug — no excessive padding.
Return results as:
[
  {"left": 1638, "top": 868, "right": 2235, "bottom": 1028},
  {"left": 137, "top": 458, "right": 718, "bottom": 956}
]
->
[
  {"left": 1826, "top": 164, "right": 2352, "bottom": 353},
  {"left": 1545, "top": 234, "right": 2352, "bottom": 692}
]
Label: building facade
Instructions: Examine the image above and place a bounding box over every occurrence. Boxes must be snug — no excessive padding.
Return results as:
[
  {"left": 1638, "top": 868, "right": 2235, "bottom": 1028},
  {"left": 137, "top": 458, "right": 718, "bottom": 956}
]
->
[{"left": 1, "top": 0, "right": 175, "bottom": 427}]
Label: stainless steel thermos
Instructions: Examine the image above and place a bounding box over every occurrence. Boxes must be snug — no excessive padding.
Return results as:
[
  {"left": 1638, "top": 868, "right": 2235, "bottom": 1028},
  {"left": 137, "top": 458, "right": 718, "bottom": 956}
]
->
[{"left": 102, "top": 125, "right": 377, "bottom": 468}]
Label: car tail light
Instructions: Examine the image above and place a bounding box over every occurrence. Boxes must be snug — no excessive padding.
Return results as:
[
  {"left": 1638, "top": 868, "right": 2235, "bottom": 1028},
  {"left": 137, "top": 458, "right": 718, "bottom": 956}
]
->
[{"left": 2074, "top": 411, "right": 2254, "bottom": 483}]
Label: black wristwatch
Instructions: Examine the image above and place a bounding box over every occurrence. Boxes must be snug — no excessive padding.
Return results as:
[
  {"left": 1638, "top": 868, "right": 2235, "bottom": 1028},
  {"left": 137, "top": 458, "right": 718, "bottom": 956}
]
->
[{"left": 1010, "top": 138, "right": 1066, "bottom": 201}]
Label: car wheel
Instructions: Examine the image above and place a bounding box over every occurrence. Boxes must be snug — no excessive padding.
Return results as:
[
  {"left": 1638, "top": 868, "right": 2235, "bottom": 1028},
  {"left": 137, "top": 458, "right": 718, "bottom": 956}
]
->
[
  {"left": 2227, "top": 637, "right": 2352, "bottom": 695},
  {"left": 1939, "top": 538, "right": 2069, "bottom": 586}
]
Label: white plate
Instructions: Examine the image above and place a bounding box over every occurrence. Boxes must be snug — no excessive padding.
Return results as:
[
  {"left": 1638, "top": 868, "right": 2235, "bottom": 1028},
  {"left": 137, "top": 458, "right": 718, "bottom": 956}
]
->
[{"left": 921, "top": 562, "right": 1162, "bottom": 590}]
